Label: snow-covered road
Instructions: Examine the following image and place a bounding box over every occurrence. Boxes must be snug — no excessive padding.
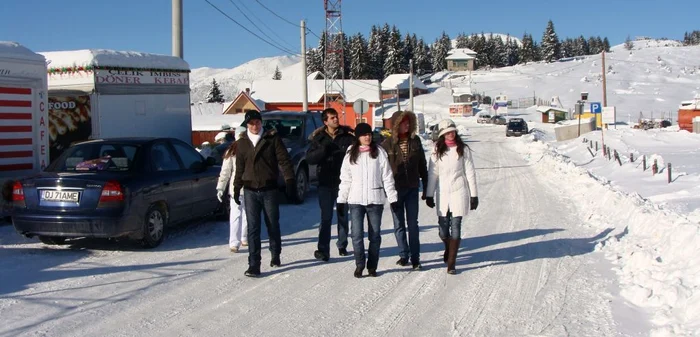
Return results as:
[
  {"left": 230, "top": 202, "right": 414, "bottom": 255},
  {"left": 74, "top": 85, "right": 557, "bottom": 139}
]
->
[{"left": 0, "top": 122, "right": 647, "bottom": 336}]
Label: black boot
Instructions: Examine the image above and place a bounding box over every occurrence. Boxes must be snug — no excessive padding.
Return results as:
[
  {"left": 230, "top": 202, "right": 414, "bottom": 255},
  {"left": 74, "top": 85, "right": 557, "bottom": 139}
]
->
[
  {"left": 244, "top": 266, "right": 261, "bottom": 277},
  {"left": 270, "top": 255, "right": 281, "bottom": 267},
  {"left": 412, "top": 259, "right": 422, "bottom": 270},
  {"left": 447, "top": 238, "right": 460, "bottom": 274},
  {"left": 396, "top": 257, "right": 408, "bottom": 266},
  {"left": 354, "top": 266, "right": 364, "bottom": 278},
  {"left": 338, "top": 248, "right": 349, "bottom": 256},
  {"left": 314, "top": 250, "right": 329, "bottom": 262},
  {"left": 367, "top": 269, "right": 377, "bottom": 277}
]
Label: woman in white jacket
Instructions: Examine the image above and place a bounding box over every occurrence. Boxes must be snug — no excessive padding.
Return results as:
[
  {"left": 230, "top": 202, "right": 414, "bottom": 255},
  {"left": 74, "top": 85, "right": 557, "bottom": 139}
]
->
[
  {"left": 337, "top": 123, "right": 399, "bottom": 278},
  {"left": 216, "top": 126, "right": 248, "bottom": 252},
  {"left": 424, "top": 119, "right": 479, "bottom": 274}
]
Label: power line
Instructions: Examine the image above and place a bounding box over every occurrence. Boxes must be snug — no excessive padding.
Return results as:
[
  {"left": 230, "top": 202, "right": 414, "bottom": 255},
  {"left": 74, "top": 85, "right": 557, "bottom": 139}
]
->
[
  {"left": 253, "top": 0, "right": 322, "bottom": 40},
  {"left": 235, "top": 0, "right": 298, "bottom": 51},
  {"left": 227, "top": 0, "right": 297, "bottom": 52},
  {"left": 203, "top": 0, "right": 300, "bottom": 56}
]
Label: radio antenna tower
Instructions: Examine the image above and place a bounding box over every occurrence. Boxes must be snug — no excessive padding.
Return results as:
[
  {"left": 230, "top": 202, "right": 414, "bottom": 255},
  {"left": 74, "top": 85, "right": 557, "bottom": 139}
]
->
[{"left": 323, "top": 0, "right": 345, "bottom": 121}]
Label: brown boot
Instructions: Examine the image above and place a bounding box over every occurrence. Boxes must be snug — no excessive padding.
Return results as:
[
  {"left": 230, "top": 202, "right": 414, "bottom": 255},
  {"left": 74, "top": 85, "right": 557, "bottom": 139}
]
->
[
  {"left": 447, "top": 238, "right": 460, "bottom": 274},
  {"left": 442, "top": 238, "right": 449, "bottom": 263}
]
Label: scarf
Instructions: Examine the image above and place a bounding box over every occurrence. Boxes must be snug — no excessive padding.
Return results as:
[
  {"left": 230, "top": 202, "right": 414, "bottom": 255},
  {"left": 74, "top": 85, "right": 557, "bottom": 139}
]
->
[
  {"left": 445, "top": 139, "right": 457, "bottom": 147},
  {"left": 248, "top": 132, "right": 262, "bottom": 147},
  {"left": 359, "top": 145, "right": 371, "bottom": 152}
]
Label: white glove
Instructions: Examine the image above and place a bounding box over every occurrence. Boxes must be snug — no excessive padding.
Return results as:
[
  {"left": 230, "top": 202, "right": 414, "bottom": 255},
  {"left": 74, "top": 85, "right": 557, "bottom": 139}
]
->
[{"left": 216, "top": 190, "right": 224, "bottom": 203}]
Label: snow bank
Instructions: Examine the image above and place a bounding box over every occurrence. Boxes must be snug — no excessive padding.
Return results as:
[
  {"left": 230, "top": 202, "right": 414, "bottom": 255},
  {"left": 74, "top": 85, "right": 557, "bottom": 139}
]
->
[
  {"left": 511, "top": 136, "right": 700, "bottom": 336},
  {"left": 0, "top": 41, "right": 44, "bottom": 61},
  {"left": 39, "top": 49, "right": 190, "bottom": 70}
]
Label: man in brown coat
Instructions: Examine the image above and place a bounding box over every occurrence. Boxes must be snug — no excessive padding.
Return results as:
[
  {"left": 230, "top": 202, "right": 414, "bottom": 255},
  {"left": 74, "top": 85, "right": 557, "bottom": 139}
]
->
[
  {"left": 381, "top": 110, "right": 428, "bottom": 270},
  {"left": 233, "top": 110, "right": 296, "bottom": 277}
]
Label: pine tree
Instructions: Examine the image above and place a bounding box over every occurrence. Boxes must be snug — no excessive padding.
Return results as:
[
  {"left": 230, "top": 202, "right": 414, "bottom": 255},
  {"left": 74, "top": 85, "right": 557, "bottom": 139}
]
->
[
  {"left": 577, "top": 36, "right": 589, "bottom": 56},
  {"left": 383, "top": 26, "right": 403, "bottom": 77},
  {"left": 624, "top": 35, "right": 634, "bottom": 50},
  {"left": 493, "top": 36, "right": 506, "bottom": 67},
  {"left": 401, "top": 33, "right": 414, "bottom": 73},
  {"left": 206, "top": 78, "right": 224, "bottom": 103},
  {"left": 506, "top": 39, "right": 520, "bottom": 66},
  {"left": 367, "top": 25, "right": 384, "bottom": 79},
  {"left": 349, "top": 33, "right": 369, "bottom": 79},
  {"left": 306, "top": 48, "right": 322, "bottom": 74},
  {"left": 602, "top": 37, "right": 611, "bottom": 52},
  {"left": 532, "top": 39, "right": 543, "bottom": 62},
  {"left": 414, "top": 38, "right": 431, "bottom": 75},
  {"left": 272, "top": 66, "right": 282, "bottom": 80},
  {"left": 588, "top": 37, "right": 599, "bottom": 54},
  {"left": 561, "top": 39, "right": 573, "bottom": 58},
  {"left": 456, "top": 33, "right": 469, "bottom": 48},
  {"left": 431, "top": 34, "right": 449, "bottom": 72},
  {"left": 519, "top": 33, "right": 535, "bottom": 64},
  {"left": 541, "top": 20, "right": 561, "bottom": 62},
  {"left": 473, "top": 33, "right": 487, "bottom": 68}
]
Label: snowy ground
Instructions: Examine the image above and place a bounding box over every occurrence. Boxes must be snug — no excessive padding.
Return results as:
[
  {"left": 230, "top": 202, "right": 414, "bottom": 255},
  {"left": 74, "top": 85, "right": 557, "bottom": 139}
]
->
[{"left": 0, "top": 121, "right": 651, "bottom": 337}]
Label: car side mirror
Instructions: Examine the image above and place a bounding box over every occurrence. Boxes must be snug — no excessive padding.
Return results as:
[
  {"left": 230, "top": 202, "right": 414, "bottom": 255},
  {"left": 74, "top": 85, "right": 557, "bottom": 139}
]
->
[{"left": 205, "top": 156, "right": 216, "bottom": 166}]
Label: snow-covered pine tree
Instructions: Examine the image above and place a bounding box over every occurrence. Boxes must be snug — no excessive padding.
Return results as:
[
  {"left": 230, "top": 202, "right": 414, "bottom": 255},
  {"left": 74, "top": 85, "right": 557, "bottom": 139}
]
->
[
  {"left": 349, "top": 33, "right": 369, "bottom": 79},
  {"left": 577, "top": 36, "right": 589, "bottom": 56},
  {"left": 431, "top": 36, "right": 447, "bottom": 72},
  {"left": 532, "top": 39, "right": 542, "bottom": 62},
  {"left": 588, "top": 37, "right": 599, "bottom": 54},
  {"left": 206, "top": 78, "right": 224, "bottom": 103},
  {"left": 483, "top": 34, "right": 497, "bottom": 67},
  {"left": 383, "top": 26, "right": 403, "bottom": 77},
  {"left": 272, "top": 66, "right": 282, "bottom": 80},
  {"left": 602, "top": 37, "right": 611, "bottom": 52},
  {"left": 506, "top": 39, "right": 520, "bottom": 66},
  {"left": 367, "top": 25, "right": 384, "bottom": 80},
  {"left": 414, "top": 38, "right": 431, "bottom": 75},
  {"left": 401, "top": 33, "right": 414, "bottom": 73},
  {"left": 493, "top": 36, "right": 506, "bottom": 67},
  {"left": 624, "top": 35, "right": 634, "bottom": 50},
  {"left": 456, "top": 33, "right": 469, "bottom": 48},
  {"left": 519, "top": 33, "right": 534, "bottom": 64},
  {"left": 540, "top": 20, "right": 561, "bottom": 62},
  {"left": 473, "top": 33, "right": 487, "bottom": 68},
  {"left": 306, "top": 48, "right": 322, "bottom": 74}
]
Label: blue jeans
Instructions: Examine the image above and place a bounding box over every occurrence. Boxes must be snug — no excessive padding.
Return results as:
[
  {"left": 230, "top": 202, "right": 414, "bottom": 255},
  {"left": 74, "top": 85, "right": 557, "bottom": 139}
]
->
[
  {"left": 317, "top": 186, "right": 349, "bottom": 255},
  {"left": 438, "top": 211, "right": 462, "bottom": 240},
  {"left": 244, "top": 188, "right": 281, "bottom": 268},
  {"left": 391, "top": 188, "right": 420, "bottom": 262},
  {"left": 349, "top": 204, "right": 383, "bottom": 270}
]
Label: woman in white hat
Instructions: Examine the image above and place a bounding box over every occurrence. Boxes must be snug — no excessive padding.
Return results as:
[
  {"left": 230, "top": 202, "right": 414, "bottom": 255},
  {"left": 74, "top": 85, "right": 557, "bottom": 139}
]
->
[
  {"left": 424, "top": 119, "right": 479, "bottom": 274},
  {"left": 216, "top": 126, "right": 249, "bottom": 252}
]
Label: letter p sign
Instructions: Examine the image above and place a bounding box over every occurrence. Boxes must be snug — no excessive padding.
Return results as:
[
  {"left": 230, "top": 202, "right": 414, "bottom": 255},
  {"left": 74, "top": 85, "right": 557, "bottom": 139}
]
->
[{"left": 591, "top": 102, "right": 602, "bottom": 113}]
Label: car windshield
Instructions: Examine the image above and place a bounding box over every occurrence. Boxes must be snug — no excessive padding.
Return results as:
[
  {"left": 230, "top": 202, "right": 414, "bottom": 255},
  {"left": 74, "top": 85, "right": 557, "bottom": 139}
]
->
[
  {"left": 263, "top": 118, "right": 303, "bottom": 141},
  {"left": 48, "top": 143, "right": 139, "bottom": 172},
  {"left": 509, "top": 121, "right": 524, "bottom": 126}
]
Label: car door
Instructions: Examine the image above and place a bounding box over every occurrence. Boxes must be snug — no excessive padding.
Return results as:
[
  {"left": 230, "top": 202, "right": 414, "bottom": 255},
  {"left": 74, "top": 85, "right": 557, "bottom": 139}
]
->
[
  {"left": 149, "top": 141, "right": 192, "bottom": 223},
  {"left": 170, "top": 139, "right": 219, "bottom": 217},
  {"left": 307, "top": 113, "right": 322, "bottom": 183}
]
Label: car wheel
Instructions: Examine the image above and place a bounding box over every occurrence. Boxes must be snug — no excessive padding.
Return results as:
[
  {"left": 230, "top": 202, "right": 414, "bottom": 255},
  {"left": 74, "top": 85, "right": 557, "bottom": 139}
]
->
[
  {"left": 142, "top": 205, "right": 166, "bottom": 248},
  {"left": 38, "top": 236, "right": 66, "bottom": 245},
  {"left": 291, "top": 168, "right": 308, "bottom": 204}
]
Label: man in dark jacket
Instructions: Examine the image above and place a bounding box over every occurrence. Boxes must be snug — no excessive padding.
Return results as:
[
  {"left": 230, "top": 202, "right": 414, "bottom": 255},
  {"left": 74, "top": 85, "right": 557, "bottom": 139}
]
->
[
  {"left": 381, "top": 110, "right": 428, "bottom": 270},
  {"left": 306, "top": 108, "right": 355, "bottom": 262},
  {"left": 233, "top": 110, "right": 296, "bottom": 277}
]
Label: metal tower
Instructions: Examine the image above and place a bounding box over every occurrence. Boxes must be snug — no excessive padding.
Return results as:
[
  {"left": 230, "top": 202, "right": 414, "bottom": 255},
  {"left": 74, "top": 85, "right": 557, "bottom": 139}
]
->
[{"left": 323, "top": 0, "right": 345, "bottom": 118}]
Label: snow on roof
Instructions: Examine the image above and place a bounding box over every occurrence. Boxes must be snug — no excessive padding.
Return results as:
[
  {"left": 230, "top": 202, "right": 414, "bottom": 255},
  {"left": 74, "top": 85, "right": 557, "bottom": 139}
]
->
[
  {"left": 0, "top": 41, "right": 44, "bottom": 62},
  {"left": 191, "top": 102, "right": 245, "bottom": 131},
  {"left": 536, "top": 106, "right": 569, "bottom": 114},
  {"left": 250, "top": 79, "right": 380, "bottom": 103},
  {"left": 381, "top": 74, "right": 428, "bottom": 91},
  {"left": 307, "top": 71, "right": 324, "bottom": 80},
  {"left": 446, "top": 49, "right": 477, "bottom": 61},
  {"left": 39, "top": 49, "right": 190, "bottom": 71},
  {"left": 451, "top": 86, "right": 475, "bottom": 96}
]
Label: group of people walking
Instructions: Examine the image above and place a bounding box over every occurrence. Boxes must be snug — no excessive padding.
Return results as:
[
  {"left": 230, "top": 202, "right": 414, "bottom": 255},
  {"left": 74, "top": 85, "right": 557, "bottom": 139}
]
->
[{"left": 216, "top": 108, "right": 479, "bottom": 278}]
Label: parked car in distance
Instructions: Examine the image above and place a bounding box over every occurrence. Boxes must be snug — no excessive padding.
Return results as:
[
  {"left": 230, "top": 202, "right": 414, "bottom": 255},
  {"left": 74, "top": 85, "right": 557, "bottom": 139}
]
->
[
  {"left": 477, "top": 114, "right": 492, "bottom": 124},
  {"left": 260, "top": 110, "right": 322, "bottom": 203},
  {"left": 491, "top": 115, "right": 507, "bottom": 125},
  {"left": 11, "top": 137, "right": 222, "bottom": 248},
  {"left": 506, "top": 118, "right": 529, "bottom": 137}
]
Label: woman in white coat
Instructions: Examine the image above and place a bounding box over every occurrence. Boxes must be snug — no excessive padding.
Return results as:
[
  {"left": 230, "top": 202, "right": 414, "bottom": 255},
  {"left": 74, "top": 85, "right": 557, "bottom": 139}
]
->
[
  {"left": 216, "top": 126, "right": 248, "bottom": 252},
  {"left": 424, "top": 119, "right": 479, "bottom": 274},
  {"left": 337, "top": 123, "right": 399, "bottom": 278}
]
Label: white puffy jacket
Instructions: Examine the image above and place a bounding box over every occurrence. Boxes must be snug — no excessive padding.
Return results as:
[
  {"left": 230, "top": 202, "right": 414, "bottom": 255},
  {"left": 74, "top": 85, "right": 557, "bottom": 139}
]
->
[
  {"left": 425, "top": 146, "right": 478, "bottom": 217},
  {"left": 337, "top": 146, "right": 398, "bottom": 206},
  {"left": 216, "top": 155, "right": 240, "bottom": 196}
]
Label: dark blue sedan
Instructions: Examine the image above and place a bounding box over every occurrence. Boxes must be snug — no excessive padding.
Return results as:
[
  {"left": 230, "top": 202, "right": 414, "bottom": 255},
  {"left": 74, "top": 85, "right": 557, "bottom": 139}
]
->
[{"left": 11, "top": 138, "right": 222, "bottom": 248}]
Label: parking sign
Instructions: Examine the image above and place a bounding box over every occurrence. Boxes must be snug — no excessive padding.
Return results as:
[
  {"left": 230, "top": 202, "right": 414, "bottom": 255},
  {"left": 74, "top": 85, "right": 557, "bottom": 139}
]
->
[{"left": 590, "top": 102, "right": 602, "bottom": 113}]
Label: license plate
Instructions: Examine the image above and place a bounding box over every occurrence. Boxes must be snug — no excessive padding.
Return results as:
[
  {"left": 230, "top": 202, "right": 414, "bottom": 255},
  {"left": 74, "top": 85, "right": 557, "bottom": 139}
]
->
[{"left": 42, "top": 190, "right": 81, "bottom": 202}]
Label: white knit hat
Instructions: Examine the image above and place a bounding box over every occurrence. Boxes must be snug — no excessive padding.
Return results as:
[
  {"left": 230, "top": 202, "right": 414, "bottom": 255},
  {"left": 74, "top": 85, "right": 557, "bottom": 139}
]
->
[
  {"left": 437, "top": 119, "right": 458, "bottom": 138},
  {"left": 214, "top": 132, "right": 227, "bottom": 142}
]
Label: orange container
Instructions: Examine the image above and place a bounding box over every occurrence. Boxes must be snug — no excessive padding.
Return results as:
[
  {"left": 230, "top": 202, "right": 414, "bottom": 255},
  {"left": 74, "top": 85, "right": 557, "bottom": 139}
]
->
[{"left": 678, "top": 109, "right": 700, "bottom": 132}]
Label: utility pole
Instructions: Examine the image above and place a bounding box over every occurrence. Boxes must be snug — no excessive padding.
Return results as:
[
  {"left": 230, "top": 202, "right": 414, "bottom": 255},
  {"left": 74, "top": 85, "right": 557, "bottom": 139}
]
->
[
  {"left": 601, "top": 51, "right": 607, "bottom": 156},
  {"left": 172, "top": 0, "right": 183, "bottom": 58},
  {"left": 396, "top": 85, "right": 401, "bottom": 111},
  {"left": 602, "top": 51, "right": 608, "bottom": 107},
  {"left": 301, "top": 20, "right": 308, "bottom": 111},
  {"left": 409, "top": 59, "right": 414, "bottom": 112},
  {"left": 378, "top": 82, "right": 385, "bottom": 127}
]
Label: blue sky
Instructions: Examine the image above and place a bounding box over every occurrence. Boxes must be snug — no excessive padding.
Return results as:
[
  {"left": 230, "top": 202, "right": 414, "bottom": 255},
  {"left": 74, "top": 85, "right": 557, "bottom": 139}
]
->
[{"left": 2, "top": 0, "right": 699, "bottom": 69}]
